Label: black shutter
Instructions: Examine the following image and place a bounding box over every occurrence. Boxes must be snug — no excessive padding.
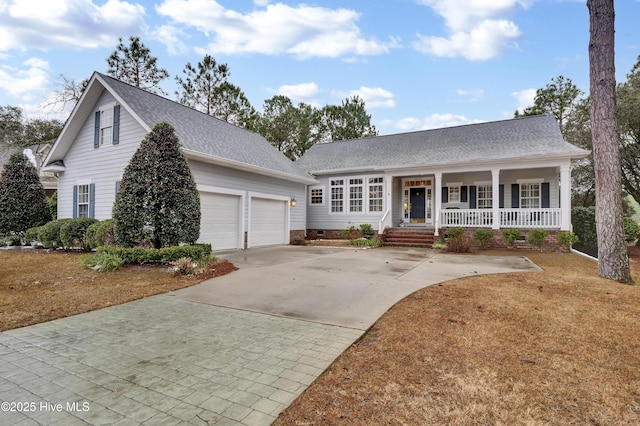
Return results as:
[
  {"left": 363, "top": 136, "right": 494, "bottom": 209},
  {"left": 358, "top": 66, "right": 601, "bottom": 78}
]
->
[
  {"left": 94, "top": 111, "right": 100, "bottom": 148},
  {"left": 461, "top": 186, "right": 468, "bottom": 203},
  {"left": 442, "top": 186, "right": 449, "bottom": 203},
  {"left": 541, "top": 182, "right": 550, "bottom": 208},
  {"left": 469, "top": 186, "right": 477, "bottom": 209},
  {"left": 499, "top": 184, "right": 504, "bottom": 208},
  {"left": 511, "top": 184, "right": 519, "bottom": 208},
  {"left": 112, "top": 105, "right": 120, "bottom": 145},
  {"left": 73, "top": 185, "right": 78, "bottom": 218}
]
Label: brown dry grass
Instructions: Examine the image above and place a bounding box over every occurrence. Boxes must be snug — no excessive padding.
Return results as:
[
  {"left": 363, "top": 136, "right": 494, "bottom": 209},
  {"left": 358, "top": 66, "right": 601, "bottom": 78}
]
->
[
  {"left": 276, "top": 248, "right": 640, "bottom": 426},
  {"left": 0, "top": 248, "right": 236, "bottom": 332}
]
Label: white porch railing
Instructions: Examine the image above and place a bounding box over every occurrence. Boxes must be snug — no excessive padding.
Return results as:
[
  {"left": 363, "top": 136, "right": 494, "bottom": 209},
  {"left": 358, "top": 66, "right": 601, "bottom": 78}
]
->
[
  {"left": 441, "top": 208, "right": 562, "bottom": 229},
  {"left": 379, "top": 208, "right": 391, "bottom": 234}
]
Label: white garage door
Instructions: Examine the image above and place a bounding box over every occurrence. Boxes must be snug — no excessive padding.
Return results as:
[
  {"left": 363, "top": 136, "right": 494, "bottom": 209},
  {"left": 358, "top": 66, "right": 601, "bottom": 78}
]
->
[
  {"left": 250, "top": 197, "right": 288, "bottom": 247},
  {"left": 199, "top": 192, "right": 242, "bottom": 251}
]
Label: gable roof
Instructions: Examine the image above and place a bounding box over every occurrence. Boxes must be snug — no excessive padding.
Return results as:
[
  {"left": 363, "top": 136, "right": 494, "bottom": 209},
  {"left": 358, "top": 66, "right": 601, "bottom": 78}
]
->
[
  {"left": 296, "top": 115, "right": 590, "bottom": 174},
  {"left": 45, "top": 72, "right": 316, "bottom": 184}
]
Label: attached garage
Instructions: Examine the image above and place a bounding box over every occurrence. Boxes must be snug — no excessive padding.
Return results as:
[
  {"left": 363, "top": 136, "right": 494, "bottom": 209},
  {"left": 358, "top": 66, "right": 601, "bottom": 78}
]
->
[
  {"left": 249, "top": 195, "right": 289, "bottom": 247},
  {"left": 199, "top": 191, "right": 243, "bottom": 251}
]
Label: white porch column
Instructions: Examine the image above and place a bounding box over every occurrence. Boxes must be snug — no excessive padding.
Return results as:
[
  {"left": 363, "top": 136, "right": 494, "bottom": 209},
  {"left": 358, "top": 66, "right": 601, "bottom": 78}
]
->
[
  {"left": 384, "top": 174, "right": 393, "bottom": 229},
  {"left": 434, "top": 172, "right": 442, "bottom": 236},
  {"left": 560, "top": 164, "right": 571, "bottom": 231},
  {"left": 492, "top": 169, "right": 500, "bottom": 230}
]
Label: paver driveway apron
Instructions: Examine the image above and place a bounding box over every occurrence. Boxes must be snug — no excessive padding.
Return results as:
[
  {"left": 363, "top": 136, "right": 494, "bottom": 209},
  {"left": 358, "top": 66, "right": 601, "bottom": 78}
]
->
[{"left": 0, "top": 246, "right": 539, "bottom": 426}]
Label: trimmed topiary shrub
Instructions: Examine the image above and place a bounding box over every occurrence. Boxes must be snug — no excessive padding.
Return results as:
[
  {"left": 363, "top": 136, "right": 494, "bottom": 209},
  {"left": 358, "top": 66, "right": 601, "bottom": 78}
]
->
[
  {"left": 528, "top": 229, "right": 550, "bottom": 251},
  {"left": 37, "top": 219, "right": 72, "bottom": 249},
  {"left": 60, "top": 218, "right": 99, "bottom": 250},
  {"left": 0, "top": 151, "right": 51, "bottom": 237},
  {"left": 473, "top": 229, "right": 494, "bottom": 249},
  {"left": 48, "top": 191, "right": 58, "bottom": 220},
  {"left": 24, "top": 226, "right": 44, "bottom": 246},
  {"left": 112, "top": 122, "right": 200, "bottom": 249},
  {"left": 86, "top": 219, "right": 115, "bottom": 249}
]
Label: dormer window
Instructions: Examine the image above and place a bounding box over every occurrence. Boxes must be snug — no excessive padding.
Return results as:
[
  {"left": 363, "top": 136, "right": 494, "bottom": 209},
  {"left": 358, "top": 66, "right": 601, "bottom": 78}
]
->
[
  {"left": 100, "top": 108, "right": 113, "bottom": 145},
  {"left": 94, "top": 104, "right": 120, "bottom": 148}
]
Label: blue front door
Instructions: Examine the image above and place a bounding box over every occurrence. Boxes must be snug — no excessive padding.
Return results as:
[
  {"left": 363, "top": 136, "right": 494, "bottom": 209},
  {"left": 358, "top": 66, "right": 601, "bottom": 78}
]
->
[{"left": 410, "top": 188, "right": 425, "bottom": 223}]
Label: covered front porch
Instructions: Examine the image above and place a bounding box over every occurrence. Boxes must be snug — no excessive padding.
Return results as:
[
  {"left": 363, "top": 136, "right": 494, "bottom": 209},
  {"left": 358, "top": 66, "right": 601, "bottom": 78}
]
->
[{"left": 378, "top": 162, "right": 572, "bottom": 236}]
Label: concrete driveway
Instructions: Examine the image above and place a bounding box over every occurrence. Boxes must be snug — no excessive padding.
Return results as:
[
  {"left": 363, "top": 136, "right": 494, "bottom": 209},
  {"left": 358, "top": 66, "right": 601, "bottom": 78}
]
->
[
  {"left": 171, "top": 246, "right": 540, "bottom": 330},
  {"left": 0, "top": 246, "right": 540, "bottom": 426}
]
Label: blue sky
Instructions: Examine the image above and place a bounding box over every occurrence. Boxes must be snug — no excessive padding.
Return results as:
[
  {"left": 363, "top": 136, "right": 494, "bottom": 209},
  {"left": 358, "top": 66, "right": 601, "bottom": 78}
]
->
[{"left": 1, "top": 0, "right": 639, "bottom": 135}]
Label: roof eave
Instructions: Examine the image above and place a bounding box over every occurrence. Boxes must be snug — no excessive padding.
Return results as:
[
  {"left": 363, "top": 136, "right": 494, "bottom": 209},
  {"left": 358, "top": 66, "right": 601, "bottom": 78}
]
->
[{"left": 183, "top": 149, "right": 318, "bottom": 185}]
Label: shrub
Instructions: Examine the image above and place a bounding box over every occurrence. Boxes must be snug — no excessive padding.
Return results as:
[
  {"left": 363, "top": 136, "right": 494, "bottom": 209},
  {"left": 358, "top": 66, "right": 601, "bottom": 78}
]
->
[
  {"left": 502, "top": 229, "right": 523, "bottom": 248},
  {"left": 558, "top": 231, "right": 579, "bottom": 250},
  {"left": 341, "top": 225, "right": 362, "bottom": 240},
  {"left": 37, "top": 219, "right": 72, "bottom": 248},
  {"left": 48, "top": 191, "right": 58, "bottom": 220},
  {"left": 97, "top": 243, "right": 212, "bottom": 265},
  {"left": 624, "top": 217, "right": 640, "bottom": 243},
  {"left": 528, "top": 229, "right": 550, "bottom": 251},
  {"left": 86, "top": 219, "right": 115, "bottom": 249},
  {"left": 82, "top": 252, "right": 124, "bottom": 272},
  {"left": 431, "top": 241, "right": 447, "bottom": 250},
  {"left": 473, "top": 229, "right": 494, "bottom": 248},
  {"left": 571, "top": 206, "right": 597, "bottom": 247},
  {"left": 112, "top": 122, "right": 200, "bottom": 248},
  {"left": 0, "top": 151, "right": 51, "bottom": 237},
  {"left": 349, "top": 237, "right": 383, "bottom": 247},
  {"left": 359, "top": 224, "right": 375, "bottom": 237},
  {"left": 24, "top": 226, "right": 44, "bottom": 246},
  {"left": 169, "top": 257, "right": 197, "bottom": 276},
  {"left": 446, "top": 227, "right": 473, "bottom": 253},
  {"left": 60, "top": 218, "right": 99, "bottom": 250}
]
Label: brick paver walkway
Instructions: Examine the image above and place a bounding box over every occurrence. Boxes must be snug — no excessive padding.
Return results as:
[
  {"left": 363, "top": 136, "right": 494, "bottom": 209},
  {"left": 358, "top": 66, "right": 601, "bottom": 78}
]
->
[{"left": 0, "top": 296, "right": 361, "bottom": 425}]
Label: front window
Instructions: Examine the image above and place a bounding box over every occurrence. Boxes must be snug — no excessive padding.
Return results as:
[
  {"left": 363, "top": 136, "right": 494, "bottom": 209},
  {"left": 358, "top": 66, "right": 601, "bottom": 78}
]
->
[
  {"left": 520, "top": 183, "right": 540, "bottom": 208},
  {"left": 368, "top": 177, "right": 383, "bottom": 212},
  {"left": 331, "top": 179, "right": 344, "bottom": 213},
  {"left": 478, "top": 185, "right": 492, "bottom": 209},
  {"left": 100, "top": 108, "right": 113, "bottom": 145},
  {"left": 310, "top": 187, "right": 324, "bottom": 205},
  {"left": 349, "top": 178, "right": 363, "bottom": 213},
  {"left": 448, "top": 185, "right": 461, "bottom": 203},
  {"left": 77, "top": 184, "right": 90, "bottom": 218}
]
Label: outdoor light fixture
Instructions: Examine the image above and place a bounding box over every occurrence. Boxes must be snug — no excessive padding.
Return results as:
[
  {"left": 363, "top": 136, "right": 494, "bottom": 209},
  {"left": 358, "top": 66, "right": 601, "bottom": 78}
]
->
[{"left": 290, "top": 197, "right": 296, "bottom": 207}]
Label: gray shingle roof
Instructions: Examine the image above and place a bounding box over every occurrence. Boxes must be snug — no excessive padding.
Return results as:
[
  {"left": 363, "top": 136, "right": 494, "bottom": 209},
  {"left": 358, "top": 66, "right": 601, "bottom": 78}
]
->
[
  {"left": 97, "top": 73, "right": 313, "bottom": 182},
  {"left": 295, "top": 115, "right": 589, "bottom": 174}
]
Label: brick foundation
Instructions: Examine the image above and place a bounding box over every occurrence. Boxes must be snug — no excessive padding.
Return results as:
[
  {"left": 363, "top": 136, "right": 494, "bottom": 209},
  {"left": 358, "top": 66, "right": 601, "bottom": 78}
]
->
[
  {"left": 440, "top": 228, "right": 561, "bottom": 250},
  {"left": 290, "top": 230, "right": 305, "bottom": 243}
]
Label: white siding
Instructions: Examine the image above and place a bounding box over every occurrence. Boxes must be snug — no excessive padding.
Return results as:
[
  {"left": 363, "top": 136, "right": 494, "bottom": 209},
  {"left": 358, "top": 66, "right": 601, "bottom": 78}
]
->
[{"left": 58, "top": 90, "right": 147, "bottom": 220}]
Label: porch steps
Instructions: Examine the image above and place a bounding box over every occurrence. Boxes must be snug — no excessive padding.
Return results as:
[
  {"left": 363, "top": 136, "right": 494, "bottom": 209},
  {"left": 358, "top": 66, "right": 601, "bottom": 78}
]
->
[{"left": 383, "top": 227, "right": 436, "bottom": 248}]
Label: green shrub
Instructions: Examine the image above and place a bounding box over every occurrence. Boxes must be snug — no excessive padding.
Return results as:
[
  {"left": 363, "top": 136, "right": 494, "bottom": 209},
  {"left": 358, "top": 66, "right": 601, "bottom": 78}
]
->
[
  {"left": 528, "top": 229, "right": 550, "bottom": 251},
  {"left": 431, "top": 241, "right": 447, "bottom": 250},
  {"left": 349, "top": 237, "right": 383, "bottom": 247},
  {"left": 60, "top": 218, "right": 99, "bottom": 250},
  {"left": 24, "top": 226, "right": 44, "bottom": 245},
  {"left": 86, "top": 219, "right": 115, "bottom": 249},
  {"left": 48, "top": 191, "right": 58, "bottom": 220},
  {"left": 502, "top": 229, "right": 523, "bottom": 248},
  {"left": 624, "top": 217, "right": 640, "bottom": 243},
  {"left": 472, "top": 229, "right": 494, "bottom": 248},
  {"left": 446, "top": 227, "right": 473, "bottom": 253},
  {"left": 558, "top": 232, "right": 579, "bottom": 250},
  {"left": 82, "top": 252, "right": 124, "bottom": 272},
  {"left": 37, "top": 219, "right": 72, "bottom": 248},
  {"left": 359, "top": 224, "right": 375, "bottom": 237},
  {"left": 97, "top": 243, "right": 212, "bottom": 265},
  {"left": 341, "top": 225, "right": 362, "bottom": 240},
  {"left": 571, "top": 206, "right": 597, "bottom": 247}
]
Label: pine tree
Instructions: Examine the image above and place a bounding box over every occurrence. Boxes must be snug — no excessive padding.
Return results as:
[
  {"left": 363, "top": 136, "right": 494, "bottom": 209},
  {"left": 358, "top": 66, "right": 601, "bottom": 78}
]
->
[
  {"left": 107, "top": 36, "right": 169, "bottom": 95},
  {"left": 112, "top": 122, "right": 200, "bottom": 248},
  {"left": 0, "top": 151, "right": 51, "bottom": 237}
]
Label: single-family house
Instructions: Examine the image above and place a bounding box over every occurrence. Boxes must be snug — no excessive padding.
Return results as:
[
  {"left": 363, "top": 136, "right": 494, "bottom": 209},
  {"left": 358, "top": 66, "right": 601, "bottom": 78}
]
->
[
  {"left": 43, "top": 72, "right": 589, "bottom": 250},
  {"left": 43, "top": 72, "right": 316, "bottom": 250}
]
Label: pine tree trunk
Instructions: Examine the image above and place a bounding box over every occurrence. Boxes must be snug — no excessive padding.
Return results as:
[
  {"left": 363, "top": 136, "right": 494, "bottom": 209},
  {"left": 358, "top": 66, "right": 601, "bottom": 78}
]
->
[{"left": 588, "top": 0, "right": 633, "bottom": 283}]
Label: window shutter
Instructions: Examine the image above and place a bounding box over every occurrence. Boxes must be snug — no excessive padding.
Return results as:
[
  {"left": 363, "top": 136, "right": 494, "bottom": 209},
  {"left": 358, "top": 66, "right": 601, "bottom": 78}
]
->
[
  {"left": 442, "top": 186, "right": 449, "bottom": 203},
  {"left": 511, "top": 184, "right": 519, "bottom": 208},
  {"left": 89, "top": 183, "right": 96, "bottom": 218},
  {"left": 112, "top": 105, "right": 120, "bottom": 145},
  {"left": 469, "top": 186, "right": 477, "bottom": 209},
  {"left": 115, "top": 180, "right": 120, "bottom": 194},
  {"left": 499, "top": 184, "right": 504, "bottom": 208},
  {"left": 73, "top": 185, "right": 78, "bottom": 218},
  {"left": 541, "top": 182, "right": 550, "bottom": 208},
  {"left": 94, "top": 111, "right": 100, "bottom": 148},
  {"left": 461, "top": 186, "right": 468, "bottom": 203}
]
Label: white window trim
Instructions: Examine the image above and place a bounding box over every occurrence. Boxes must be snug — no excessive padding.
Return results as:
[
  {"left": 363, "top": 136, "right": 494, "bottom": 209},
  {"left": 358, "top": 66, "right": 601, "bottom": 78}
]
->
[
  {"left": 516, "top": 178, "right": 544, "bottom": 184},
  {"left": 348, "top": 177, "right": 364, "bottom": 214},
  {"left": 476, "top": 184, "right": 493, "bottom": 209},
  {"left": 519, "top": 182, "right": 541, "bottom": 209},
  {"left": 329, "top": 178, "right": 345, "bottom": 214},
  {"left": 446, "top": 182, "right": 462, "bottom": 203},
  {"left": 474, "top": 181, "right": 491, "bottom": 186},
  {"left": 367, "top": 176, "right": 384, "bottom": 214},
  {"left": 97, "top": 101, "right": 116, "bottom": 147},
  {"left": 309, "top": 185, "right": 325, "bottom": 206}
]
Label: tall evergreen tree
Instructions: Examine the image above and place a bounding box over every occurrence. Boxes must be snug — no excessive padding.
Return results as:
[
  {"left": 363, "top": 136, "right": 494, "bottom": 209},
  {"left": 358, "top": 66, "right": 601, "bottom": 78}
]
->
[
  {"left": 112, "top": 122, "right": 200, "bottom": 249},
  {"left": 107, "top": 36, "right": 169, "bottom": 95},
  {"left": 211, "top": 81, "right": 257, "bottom": 128},
  {"left": 175, "top": 54, "right": 230, "bottom": 115},
  {"left": 321, "top": 96, "right": 378, "bottom": 142},
  {"left": 0, "top": 151, "right": 51, "bottom": 237}
]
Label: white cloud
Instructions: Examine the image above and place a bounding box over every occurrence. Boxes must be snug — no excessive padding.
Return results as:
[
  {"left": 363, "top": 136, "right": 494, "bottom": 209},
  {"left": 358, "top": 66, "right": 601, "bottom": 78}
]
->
[
  {"left": 414, "top": 0, "right": 527, "bottom": 60},
  {"left": 337, "top": 86, "right": 397, "bottom": 109},
  {"left": 511, "top": 88, "right": 536, "bottom": 113},
  {"left": 276, "top": 82, "right": 319, "bottom": 103},
  {"left": 0, "top": 58, "right": 49, "bottom": 100},
  {"left": 457, "top": 88, "right": 485, "bottom": 102},
  {"left": 152, "top": 24, "right": 189, "bottom": 55},
  {"left": 155, "top": 0, "right": 399, "bottom": 59},
  {"left": 0, "top": 0, "right": 146, "bottom": 51},
  {"left": 381, "top": 113, "right": 484, "bottom": 132}
]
